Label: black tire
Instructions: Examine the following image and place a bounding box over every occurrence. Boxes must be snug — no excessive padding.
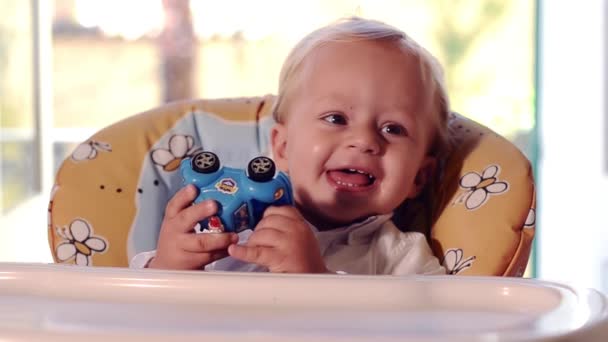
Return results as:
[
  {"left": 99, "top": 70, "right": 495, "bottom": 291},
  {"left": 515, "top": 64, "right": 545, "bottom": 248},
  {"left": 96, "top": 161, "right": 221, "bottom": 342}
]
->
[
  {"left": 191, "top": 151, "right": 220, "bottom": 174},
  {"left": 247, "top": 156, "right": 275, "bottom": 182}
]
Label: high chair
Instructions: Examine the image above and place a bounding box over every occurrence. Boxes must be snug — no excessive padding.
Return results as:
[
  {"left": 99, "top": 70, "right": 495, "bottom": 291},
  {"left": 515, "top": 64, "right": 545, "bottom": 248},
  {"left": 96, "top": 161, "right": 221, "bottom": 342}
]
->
[{"left": 48, "top": 95, "right": 535, "bottom": 275}]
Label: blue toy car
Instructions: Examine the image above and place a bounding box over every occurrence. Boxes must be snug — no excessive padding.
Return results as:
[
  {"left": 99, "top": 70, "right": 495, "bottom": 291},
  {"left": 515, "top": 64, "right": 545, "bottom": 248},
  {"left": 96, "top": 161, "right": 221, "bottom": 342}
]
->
[{"left": 180, "top": 151, "right": 294, "bottom": 233}]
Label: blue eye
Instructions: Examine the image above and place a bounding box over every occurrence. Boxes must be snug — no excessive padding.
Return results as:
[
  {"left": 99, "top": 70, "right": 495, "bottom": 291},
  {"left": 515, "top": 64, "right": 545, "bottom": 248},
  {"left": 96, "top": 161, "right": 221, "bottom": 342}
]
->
[
  {"left": 381, "top": 124, "right": 407, "bottom": 136},
  {"left": 322, "top": 113, "right": 347, "bottom": 125}
]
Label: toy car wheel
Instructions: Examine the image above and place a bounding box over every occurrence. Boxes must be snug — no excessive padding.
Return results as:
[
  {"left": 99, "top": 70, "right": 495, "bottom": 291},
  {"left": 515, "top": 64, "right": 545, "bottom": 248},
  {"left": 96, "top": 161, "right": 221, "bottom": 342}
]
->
[
  {"left": 247, "top": 156, "right": 275, "bottom": 182},
  {"left": 192, "top": 151, "right": 220, "bottom": 174}
]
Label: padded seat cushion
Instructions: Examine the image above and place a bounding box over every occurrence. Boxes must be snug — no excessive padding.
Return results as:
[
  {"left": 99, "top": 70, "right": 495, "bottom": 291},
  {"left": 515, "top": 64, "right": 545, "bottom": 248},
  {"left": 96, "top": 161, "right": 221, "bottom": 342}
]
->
[{"left": 48, "top": 96, "right": 534, "bottom": 276}]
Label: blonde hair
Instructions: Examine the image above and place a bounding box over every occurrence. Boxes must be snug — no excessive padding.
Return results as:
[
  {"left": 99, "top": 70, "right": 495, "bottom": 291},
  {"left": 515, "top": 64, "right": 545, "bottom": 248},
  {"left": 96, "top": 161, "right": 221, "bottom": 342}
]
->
[{"left": 271, "top": 17, "right": 451, "bottom": 157}]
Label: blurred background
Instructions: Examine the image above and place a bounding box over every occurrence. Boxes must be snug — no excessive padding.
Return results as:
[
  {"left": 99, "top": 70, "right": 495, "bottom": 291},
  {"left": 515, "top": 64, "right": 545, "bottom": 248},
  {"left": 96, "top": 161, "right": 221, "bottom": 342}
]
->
[{"left": 0, "top": 1, "right": 605, "bottom": 294}]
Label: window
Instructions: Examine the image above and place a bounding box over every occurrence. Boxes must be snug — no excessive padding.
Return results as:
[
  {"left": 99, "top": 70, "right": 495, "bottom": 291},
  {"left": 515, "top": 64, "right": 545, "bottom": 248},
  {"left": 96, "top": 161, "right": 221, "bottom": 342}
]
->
[
  {"left": 0, "top": 0, "right": 536, "bottom": 264},
  {"left": 1, "top": 1, "right": 35, "bottom": 215}
]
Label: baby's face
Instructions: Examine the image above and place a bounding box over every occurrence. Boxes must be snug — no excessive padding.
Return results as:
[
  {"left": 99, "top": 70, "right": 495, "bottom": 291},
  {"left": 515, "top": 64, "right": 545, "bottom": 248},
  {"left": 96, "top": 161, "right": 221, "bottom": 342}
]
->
[{"left": 272, "top": 40, "right": 436, "bottom": 228}]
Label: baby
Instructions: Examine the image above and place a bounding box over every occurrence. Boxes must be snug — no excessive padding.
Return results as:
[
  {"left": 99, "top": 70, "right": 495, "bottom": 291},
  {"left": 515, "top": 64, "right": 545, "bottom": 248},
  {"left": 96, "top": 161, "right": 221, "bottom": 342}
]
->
[{"left": 131, "top": 17, "right": 450, "bottom": 275}]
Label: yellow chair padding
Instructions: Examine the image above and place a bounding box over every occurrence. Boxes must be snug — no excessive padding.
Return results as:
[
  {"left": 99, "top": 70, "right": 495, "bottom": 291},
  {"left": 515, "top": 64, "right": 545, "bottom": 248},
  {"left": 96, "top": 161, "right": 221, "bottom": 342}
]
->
[
  {"left": 48, "top": 96, "right": 535, "bottom": 275},
  {"left": 430, "top": 113, "right": 535, "bottom": 276}
]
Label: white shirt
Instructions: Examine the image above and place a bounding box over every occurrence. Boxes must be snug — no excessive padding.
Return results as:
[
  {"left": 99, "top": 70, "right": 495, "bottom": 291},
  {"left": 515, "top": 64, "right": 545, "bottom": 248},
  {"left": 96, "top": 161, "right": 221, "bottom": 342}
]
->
[{"left": 130, "top": 214, "right": 446, "bottom": 275}]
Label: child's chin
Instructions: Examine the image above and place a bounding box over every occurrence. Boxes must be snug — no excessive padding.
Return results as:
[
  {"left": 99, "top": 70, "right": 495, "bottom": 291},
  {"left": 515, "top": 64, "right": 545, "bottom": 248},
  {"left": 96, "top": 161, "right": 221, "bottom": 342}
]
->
[
  {"left": 296, "top": 198, "right": 373, "bottom": 228},
  {"left": 300, "top": 208, "right": 360, "bottom": 229},
  {"left": 318, "top": 211, "right": 372, "bottom": 228}
]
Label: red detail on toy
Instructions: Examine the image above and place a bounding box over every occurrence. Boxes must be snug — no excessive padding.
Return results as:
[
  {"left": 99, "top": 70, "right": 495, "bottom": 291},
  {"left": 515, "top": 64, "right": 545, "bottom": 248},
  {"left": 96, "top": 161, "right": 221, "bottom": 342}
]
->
[{"left": 208, "top": 216, "right": 224, "bottom": 232}]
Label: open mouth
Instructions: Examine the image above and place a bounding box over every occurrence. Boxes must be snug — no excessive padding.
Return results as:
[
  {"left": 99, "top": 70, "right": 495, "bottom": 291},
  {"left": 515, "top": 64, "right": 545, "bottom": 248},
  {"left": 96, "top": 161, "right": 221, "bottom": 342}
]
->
[{"left": 327, "top": 168, "right": 377, "bottom": 190}]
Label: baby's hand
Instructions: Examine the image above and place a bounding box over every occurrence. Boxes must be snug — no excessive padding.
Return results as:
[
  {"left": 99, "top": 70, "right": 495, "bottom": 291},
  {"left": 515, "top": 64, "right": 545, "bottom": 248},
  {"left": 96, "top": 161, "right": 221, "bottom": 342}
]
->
[
  {"left": 149, "top": 184, "right": 238, "bottom": 270},
  {"left": 228, "top": 206, "right": 328, "bottom": 273}
]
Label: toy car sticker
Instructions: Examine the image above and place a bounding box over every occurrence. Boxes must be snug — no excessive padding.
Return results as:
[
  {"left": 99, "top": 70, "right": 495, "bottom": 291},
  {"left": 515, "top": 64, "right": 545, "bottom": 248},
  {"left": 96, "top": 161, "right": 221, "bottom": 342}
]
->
[
  {"left": 274, "top": 188, "right": 284, "bottom": 200},
  {"left": 452, "top": 164, "right": 509, "bottom": 210},
  {"left": 151, "top": 134, "right": 202, "bottom": 172},
  {"left": 71, "top": 140, "right": 112, "bottom": 162},
  {"left": 55, "top": 218, "right": 108, "bottom": 266},
  {"left": 206, "top": 216, "right": 225, "bottom": 233},
  {"left": 233, "top": 203, "right": 251, "bottom": 232},
  {"left": 215, "top": 178, "right": 239, "bottom": 195},
  {"left": 193, "top": 222, "right": 203, "bottom": 234}
]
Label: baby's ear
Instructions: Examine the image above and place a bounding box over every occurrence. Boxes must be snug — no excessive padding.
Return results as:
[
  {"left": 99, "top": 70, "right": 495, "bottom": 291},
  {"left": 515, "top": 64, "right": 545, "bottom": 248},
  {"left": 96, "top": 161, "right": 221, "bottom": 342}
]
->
[
  {"left": 408, "top": 156, "right": 437, "bottom": 199},
  {"left": 270, "top": 123, "right": 289, "bottom": 172}
]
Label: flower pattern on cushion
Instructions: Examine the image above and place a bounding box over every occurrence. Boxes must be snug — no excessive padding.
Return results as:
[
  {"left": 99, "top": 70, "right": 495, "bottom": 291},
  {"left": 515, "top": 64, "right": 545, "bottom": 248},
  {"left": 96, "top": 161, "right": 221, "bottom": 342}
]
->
[
  {"left": 524, "top": 208, "right": 535, "bottom": 228},
  {"left": 71, "top": 140, "right": 112, "bottom": 162},
  {"left": 443, "top": 248, "right": 476, "bottom": 275},
  {"left": 151, "top": 134, "right": 202, "bottom": 172},
  {"left": 47, "top": 184, "right": 60, "bottom": 231},
  {"left": 454, "top": 164, "right": 509, "bottom": 210},
  {"left": 55, "top": 218, "right": 108, "bottom": 266}
]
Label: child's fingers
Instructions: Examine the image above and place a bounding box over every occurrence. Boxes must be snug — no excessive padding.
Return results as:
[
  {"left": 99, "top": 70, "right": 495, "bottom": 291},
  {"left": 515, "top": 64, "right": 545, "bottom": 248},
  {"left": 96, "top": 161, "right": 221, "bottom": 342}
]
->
[
  {"left": 246, "top": 227, "right": 285, "bottom": 247},
  {"left": 172, "top": 200, "right": 218, "bottom": 233},
  {"left": 165, "top": 185, "right": 198, "bottom": 218},
  {"left": 179, "top": 232, "right": 238, "bottom": 253},
  {"left": 188, "top": 250, "right": 229, "bottom": 266},
  {"left": 208, "top": 250, "right": 230, "bottom": 262},
  {"left": 263, "top": 205, "right": 303, "bottom": 220},
  {"left": 256, "top": 212, "right": 300, "bottom": 233},
  {"left": 228, "top": 244, "right": 277, "bottom": 267}
]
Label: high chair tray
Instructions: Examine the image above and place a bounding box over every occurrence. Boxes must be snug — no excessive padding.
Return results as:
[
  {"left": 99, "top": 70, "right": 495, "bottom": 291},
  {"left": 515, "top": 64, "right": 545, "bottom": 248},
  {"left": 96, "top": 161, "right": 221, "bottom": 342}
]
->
[{"left": 0, "top": 263, "right": 606, "bottom": 341}]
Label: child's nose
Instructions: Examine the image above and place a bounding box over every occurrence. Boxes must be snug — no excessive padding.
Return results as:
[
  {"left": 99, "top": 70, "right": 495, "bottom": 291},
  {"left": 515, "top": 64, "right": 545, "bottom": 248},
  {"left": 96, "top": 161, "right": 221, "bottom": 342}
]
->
[{"left": 347, "top": 129, "right": 381, "bottom": 155}]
